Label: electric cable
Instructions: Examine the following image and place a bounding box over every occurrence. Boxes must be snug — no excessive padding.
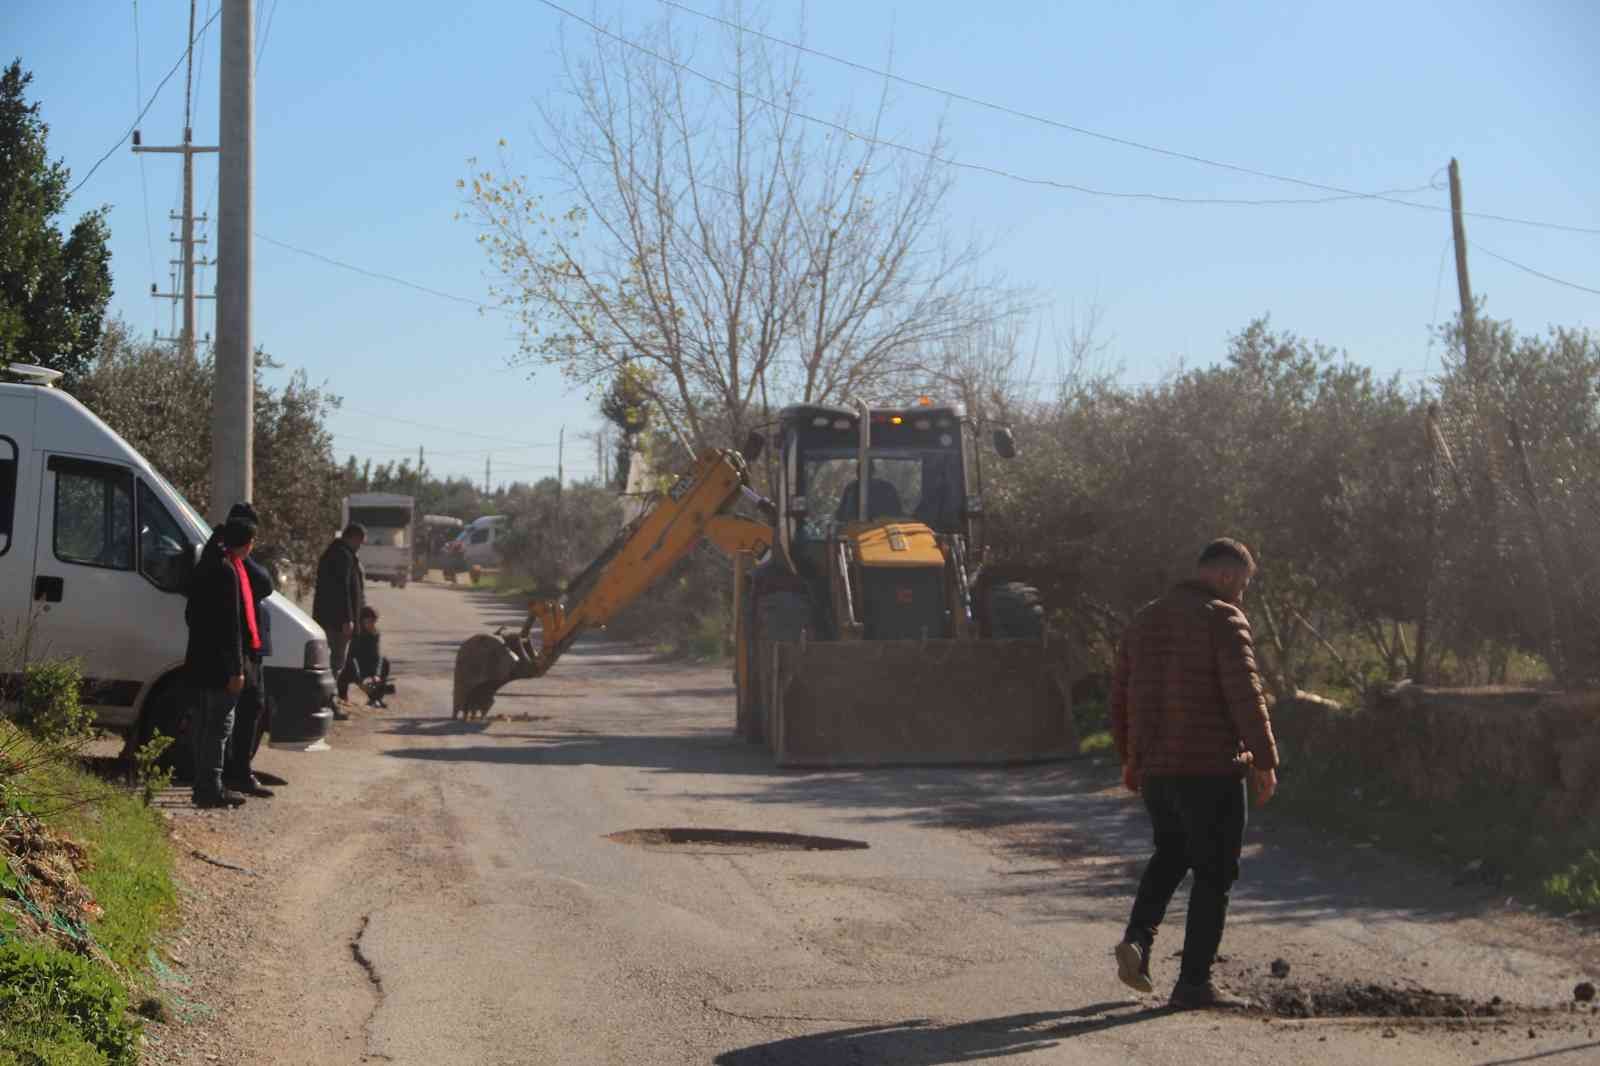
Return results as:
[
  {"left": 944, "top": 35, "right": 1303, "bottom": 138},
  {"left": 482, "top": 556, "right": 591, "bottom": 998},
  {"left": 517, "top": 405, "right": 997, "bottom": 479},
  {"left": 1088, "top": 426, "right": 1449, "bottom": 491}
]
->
[
  {"left": 255, "top": 232, "right": 500, "bottom": 311},
  {"left": 66, "top": 5, "right": 222, "bottom": 199},
  {"left": 1469, "top": 242, "right": 1600, "bottom": 298},
  {"left": 652, "top": 0, "right": 1600, "bottom": 234}
]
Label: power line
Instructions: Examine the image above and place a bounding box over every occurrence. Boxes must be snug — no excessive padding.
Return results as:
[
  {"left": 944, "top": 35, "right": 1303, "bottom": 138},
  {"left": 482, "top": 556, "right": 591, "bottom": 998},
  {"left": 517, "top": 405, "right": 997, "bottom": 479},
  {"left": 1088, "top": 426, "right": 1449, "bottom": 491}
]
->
[
  {"left": 331, "top": 433, "right": 514, "bottom": 459},
  {"left": 1469, "top": 242, "right": 1600, "bottom": 298},
  {"left": 256, "top": 0, "right": 282, "bottom": 65},
  {"left": 66, "top": 5, "right": 222, "bottom": 199},
  {"left": 131, "top": 0, "right": 158, "bottom": 329},
  {"left": 653, "top": 0, "right": 1600, "bottom": 235},
  {"left": 1421, "top": 236, "right": 1451, "bottom": 384},
  {"left": 536, "top": 1, "right": 1435, "bottom": 209},
  {"left": 336, "top": 404, "right": 560, "bottom": 448},
  {"left": 255, "top": 232, "right": 500, "bottom": 310}
]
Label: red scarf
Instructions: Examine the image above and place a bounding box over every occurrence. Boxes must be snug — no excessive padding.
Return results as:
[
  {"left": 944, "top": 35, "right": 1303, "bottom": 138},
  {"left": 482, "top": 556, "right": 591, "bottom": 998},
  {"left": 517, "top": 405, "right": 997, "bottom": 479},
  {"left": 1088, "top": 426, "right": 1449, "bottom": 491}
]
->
[{"left": 229, "top": 551, "right": 263, "bottom": 653}]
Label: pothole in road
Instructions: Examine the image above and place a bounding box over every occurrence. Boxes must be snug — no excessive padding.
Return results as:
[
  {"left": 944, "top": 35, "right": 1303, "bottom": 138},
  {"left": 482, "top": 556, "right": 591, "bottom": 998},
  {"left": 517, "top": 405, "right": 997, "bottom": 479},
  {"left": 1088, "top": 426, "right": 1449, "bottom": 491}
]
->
[{"left": 605, "top": 828, "right": 869, "bottom": 851}]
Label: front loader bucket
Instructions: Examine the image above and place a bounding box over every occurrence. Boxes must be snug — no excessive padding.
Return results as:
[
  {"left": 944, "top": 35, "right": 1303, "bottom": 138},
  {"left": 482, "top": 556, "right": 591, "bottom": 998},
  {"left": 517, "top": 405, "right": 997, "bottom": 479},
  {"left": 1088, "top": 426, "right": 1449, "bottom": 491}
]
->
[
  {"left": 766, "top": 639, "right": 1079, "bottom": 768},
  {"left": 453, "top": 633, "right": 524, "bottom": 719}
]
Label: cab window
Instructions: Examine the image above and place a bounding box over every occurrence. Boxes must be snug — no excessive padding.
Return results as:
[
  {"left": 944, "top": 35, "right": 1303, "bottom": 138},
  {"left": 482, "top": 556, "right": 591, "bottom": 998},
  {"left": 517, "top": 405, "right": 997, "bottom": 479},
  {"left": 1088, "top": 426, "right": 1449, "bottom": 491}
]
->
[
  {"left": 470, "top": 527, "right": 490, "bottom": 545},
  {"left": 51, "top": 459, "right": 134, "bottom": 570},
  {"left": 138, "top": 481, "right": 192, "bottom": 592}
]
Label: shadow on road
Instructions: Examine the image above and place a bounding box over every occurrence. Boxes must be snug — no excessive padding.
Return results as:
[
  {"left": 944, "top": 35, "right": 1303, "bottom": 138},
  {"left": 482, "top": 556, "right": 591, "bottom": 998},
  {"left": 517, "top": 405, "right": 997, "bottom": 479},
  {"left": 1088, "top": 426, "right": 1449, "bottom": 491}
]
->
[
  {"left": 1471, "top": 1041, "right": 1600, "bottom": 1066},
  {"left": 712, "top": 1003, "right": 1166, "bottom": 1065}
]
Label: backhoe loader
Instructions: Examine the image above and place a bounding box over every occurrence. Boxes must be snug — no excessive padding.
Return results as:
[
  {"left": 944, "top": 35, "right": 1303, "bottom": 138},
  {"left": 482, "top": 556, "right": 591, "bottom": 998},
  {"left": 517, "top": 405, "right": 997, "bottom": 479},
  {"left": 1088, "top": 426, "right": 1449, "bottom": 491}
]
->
[{"left": 452, "top": 399, "right": 1078, "bottom": 766}]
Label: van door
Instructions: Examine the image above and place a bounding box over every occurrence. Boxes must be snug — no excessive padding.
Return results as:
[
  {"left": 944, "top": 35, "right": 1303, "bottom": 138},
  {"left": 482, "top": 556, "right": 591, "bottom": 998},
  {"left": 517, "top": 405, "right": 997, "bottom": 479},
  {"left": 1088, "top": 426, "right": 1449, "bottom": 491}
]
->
[{"left": 31, "top": 456, "right": 193, "bottom": 723}]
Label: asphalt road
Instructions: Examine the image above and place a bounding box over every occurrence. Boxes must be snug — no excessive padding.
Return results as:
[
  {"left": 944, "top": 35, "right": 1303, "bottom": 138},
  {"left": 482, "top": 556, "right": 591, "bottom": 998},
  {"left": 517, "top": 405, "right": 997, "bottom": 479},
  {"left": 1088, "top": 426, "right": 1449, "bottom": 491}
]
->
[{"left": 167, "top": 580, "right": 1600, "bottom": 1065}]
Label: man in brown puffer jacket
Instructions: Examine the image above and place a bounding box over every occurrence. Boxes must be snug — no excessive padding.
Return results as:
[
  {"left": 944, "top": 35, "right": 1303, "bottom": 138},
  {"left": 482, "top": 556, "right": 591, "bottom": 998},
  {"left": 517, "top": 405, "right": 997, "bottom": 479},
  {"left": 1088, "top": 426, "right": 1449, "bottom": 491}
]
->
[{"left": 1110, "top": 538, "right": 1280, "bottom": 1010}]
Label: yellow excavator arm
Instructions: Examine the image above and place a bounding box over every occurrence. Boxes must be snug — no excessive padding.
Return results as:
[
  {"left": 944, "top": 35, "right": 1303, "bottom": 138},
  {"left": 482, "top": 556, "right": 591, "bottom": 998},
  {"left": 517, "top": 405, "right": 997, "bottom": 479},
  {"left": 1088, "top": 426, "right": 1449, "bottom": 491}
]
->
[{"left": 519, "top": 447, "right": 771, "bottom": 677}]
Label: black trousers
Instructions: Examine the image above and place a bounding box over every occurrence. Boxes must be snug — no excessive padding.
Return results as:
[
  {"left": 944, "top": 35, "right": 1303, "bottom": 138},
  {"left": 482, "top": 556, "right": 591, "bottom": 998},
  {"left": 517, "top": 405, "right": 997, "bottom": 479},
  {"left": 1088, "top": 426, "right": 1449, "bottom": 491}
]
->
[
  {"left": 1124, "top": 774, "right": 1247, "bottom": 985},
  {"left": 337, "top": 657, "right": 390, "bottom": 701},
  {"left": 225, "top": 662, "right": 269, "bottom": 783}
]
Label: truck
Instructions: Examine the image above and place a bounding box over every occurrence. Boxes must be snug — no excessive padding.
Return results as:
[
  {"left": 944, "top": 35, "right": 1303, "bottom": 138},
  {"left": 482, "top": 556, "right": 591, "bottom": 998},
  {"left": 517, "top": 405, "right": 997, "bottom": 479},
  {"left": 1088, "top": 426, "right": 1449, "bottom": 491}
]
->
[
  {"left": 342, "top": 492, "right": 414, "bottom": 588},
  {"left": 453, "top": 398, "right": 1078, "bottom": 767},
  {"left": 0, "top": 363, "right": 334, "bottom": 763}
]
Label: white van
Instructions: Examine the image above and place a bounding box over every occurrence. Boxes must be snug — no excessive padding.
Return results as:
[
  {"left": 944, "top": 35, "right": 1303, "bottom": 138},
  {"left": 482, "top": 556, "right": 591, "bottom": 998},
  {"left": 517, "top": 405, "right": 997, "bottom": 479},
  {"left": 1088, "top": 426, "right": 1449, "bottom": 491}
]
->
[
  {"left": 457, "top": 514, "right": 507, "bottom": 568},
  {"left": 0, "top": 365, "right": 334, "bottom": 759}
]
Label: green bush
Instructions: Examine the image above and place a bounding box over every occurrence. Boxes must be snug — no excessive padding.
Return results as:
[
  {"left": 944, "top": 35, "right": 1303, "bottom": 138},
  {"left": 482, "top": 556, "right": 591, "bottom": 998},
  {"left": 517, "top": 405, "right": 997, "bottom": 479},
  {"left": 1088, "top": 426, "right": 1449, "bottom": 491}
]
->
[
  {"left": 15, "top": 660, "right": 93, "bottom": 744},
  {"left": 0, "top": 940, "right": 140, "bottom": 1066}
]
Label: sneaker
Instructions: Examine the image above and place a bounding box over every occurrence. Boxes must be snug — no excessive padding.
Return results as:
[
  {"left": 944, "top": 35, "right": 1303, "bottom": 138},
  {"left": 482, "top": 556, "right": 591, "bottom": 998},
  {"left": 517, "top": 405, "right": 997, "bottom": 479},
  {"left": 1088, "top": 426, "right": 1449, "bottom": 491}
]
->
[
  {"left": 226, "top": 776, "right": 275, "bottom": 798},
  {"left": 253, "top": 770, "right": 288, "bottom": 787},
  {"left": 1115, "top": 941, "right": 1154, "bottom": 994},
  {"left": 1169, "top": 979, "right": 1252, "bottom": 1011},
  {"left": 193, "top": 790, "right": 247, "bottom": 809}
]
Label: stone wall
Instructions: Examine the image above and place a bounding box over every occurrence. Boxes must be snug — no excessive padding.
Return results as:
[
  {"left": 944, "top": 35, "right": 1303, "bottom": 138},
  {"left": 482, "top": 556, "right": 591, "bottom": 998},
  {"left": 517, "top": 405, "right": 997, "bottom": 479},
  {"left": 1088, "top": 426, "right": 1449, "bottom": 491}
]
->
[{"left": 1273, "top": 685, "right": 1600, "bottom": 831}]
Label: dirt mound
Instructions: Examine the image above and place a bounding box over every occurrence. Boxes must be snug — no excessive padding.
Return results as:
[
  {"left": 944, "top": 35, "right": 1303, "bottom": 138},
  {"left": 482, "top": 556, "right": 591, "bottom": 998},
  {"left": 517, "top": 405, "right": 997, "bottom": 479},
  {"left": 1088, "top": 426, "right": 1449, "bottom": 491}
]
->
[
  {"left": 1, "top": 807, "right": 107, "bottom": 961},
  {"left": 1258, "top": 979, "right": 1510, "bottom": 1019}
]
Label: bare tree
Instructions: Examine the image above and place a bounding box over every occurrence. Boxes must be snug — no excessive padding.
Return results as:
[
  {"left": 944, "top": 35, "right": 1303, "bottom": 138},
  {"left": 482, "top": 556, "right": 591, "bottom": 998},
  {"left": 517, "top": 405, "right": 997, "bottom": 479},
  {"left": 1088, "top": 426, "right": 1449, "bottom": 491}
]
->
[{"left": 463, "top": 5, "right": 1017, "bottom": 450}]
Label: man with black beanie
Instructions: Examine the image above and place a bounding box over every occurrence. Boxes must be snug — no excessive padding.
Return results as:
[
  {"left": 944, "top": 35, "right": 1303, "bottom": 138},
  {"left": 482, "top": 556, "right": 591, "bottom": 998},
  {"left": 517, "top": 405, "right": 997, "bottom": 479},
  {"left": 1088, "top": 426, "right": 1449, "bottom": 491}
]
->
[{"left": 184, "top": 502, "right": 263, "bottom": 808}]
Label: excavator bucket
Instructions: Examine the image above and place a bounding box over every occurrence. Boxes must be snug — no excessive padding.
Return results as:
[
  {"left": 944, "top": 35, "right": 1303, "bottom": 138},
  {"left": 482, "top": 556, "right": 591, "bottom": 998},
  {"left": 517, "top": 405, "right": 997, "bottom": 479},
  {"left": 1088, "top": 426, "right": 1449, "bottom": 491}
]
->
[
  {"left": 452, "top": 633, "right": 526, "bottom": 719},
  {"left": 764, "top": 639, "right": 1078, "bottom": 768}
]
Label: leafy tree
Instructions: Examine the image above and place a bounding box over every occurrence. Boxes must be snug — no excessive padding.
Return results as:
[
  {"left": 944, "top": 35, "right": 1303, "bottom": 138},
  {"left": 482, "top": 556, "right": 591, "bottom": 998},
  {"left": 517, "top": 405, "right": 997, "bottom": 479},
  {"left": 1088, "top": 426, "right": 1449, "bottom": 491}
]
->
[
  {"left": 73, "top": 322, "right": 344, "bottom": 590},
  {"left": 0, "top": 61, "right": 112, "bottom": 383}
]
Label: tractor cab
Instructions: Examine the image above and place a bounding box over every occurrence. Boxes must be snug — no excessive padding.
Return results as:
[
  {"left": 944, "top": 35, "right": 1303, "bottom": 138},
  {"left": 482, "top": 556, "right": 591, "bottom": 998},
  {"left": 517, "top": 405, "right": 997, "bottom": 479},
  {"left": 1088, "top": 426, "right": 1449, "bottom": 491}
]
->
[{"left": 770, "top": 399, "right": 1008, "bottom": 642}]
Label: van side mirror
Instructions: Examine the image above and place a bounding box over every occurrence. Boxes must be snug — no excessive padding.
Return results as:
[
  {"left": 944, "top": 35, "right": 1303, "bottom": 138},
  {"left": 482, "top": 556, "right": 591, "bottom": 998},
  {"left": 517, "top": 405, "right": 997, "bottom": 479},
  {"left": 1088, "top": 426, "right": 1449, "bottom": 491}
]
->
[
  {"left": 992, "top": 427, "right": 1018, "bottom": 460},
  {"left": 742, "top": 430, "right": 765, "bottom": 464}
]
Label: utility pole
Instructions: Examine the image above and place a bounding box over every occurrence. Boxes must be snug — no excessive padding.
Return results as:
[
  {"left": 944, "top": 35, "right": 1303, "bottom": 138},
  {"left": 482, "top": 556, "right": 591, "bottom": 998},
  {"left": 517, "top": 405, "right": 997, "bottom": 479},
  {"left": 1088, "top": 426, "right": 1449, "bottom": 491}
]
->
[
  {"left": 1448, "top": 158, "right": 1476, "bottom": 371},
  {"left": 132, "top": 0, "right": 217, "bottom": 363},
  {"left": 557, "top": 425, "right": 565, "bottom": 493},
  {"left": 212, "top": 0, "right": 254, "bottom": 520},
  {"left": 485, "top": 455, "right": 491, "bottom": 496}
]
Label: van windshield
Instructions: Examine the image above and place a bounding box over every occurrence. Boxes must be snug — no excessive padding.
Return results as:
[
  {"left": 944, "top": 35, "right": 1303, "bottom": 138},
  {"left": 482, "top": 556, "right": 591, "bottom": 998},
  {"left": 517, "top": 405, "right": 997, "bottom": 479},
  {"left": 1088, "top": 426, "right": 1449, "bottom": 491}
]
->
[{"left": 142, "top": 467, "right": 212, "bottom": 543}]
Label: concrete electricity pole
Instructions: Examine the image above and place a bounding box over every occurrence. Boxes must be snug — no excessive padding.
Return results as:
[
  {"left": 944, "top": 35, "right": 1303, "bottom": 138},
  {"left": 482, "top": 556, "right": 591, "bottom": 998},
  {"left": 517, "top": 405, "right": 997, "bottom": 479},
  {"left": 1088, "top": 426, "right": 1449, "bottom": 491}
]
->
[
  {"left": 212, "top": 0, "right": 255, "bottom": 520},
  {"left": 134, "top": 0, "right": 217, "bottom": 362},
  {"left": 1448, "top": 158, "right": 1476, "bottom": 370}
]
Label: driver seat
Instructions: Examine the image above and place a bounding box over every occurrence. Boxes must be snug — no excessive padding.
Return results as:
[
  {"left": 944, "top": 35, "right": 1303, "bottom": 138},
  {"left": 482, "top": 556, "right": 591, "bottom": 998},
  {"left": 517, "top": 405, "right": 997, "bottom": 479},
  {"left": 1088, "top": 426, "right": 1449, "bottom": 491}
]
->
[{"left": 834, "top": 478, "right": 904, "bottom": 523}]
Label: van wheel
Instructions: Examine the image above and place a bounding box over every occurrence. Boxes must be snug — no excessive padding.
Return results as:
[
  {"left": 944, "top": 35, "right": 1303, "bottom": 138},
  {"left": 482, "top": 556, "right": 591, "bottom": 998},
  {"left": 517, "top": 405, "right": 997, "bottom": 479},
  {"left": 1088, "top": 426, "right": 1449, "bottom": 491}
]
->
[{"left": 136, "top": 682, "right": 195, "bottom": 785}]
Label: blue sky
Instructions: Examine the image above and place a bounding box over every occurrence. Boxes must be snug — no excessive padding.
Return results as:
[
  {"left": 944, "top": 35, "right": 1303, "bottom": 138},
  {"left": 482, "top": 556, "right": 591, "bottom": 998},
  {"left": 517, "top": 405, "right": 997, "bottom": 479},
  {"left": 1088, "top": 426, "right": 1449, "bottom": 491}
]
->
[{"left": 11, "top": 0, "right": 1598, "bottom": 486}]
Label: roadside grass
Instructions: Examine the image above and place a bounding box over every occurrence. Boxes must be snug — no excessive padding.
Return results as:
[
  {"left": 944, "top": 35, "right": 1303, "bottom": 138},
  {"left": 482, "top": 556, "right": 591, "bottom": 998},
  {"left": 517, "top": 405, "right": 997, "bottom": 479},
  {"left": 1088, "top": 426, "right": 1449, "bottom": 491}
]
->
[
  {"left": 2, "top": 722, "right": 176, "bottom": 1064},
  {"left": 41, "top": 760, "right": 176, "bottom": 971}
]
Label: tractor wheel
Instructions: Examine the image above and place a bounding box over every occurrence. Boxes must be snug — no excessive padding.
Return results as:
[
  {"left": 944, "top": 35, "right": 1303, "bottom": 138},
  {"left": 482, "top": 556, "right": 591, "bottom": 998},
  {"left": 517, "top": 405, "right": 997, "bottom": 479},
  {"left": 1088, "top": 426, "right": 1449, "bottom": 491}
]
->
[{"left": 988, "top": 581, "right": 1045, "bottom": 639}]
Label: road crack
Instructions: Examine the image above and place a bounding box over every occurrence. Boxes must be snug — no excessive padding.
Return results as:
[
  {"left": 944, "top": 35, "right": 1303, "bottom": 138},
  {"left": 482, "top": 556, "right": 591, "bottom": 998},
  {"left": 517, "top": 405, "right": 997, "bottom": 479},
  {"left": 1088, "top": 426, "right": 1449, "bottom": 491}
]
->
[{"left": 350, "top": 914, "right": 394, "bottom": 1061}]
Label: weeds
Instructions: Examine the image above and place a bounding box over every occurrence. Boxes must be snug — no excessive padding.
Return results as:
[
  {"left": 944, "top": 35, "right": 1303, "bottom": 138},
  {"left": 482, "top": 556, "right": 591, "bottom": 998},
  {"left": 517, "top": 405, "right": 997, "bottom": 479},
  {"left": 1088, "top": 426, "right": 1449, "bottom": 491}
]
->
[
  {"left": 0, "top": 940, "right": 141, "bottom": 1066},
  {"left": 1543, "top": 851, "right": 1600, "bottom": 911},
  {"left": 131, "top": 735, "right": 175, "bottom": 807}
]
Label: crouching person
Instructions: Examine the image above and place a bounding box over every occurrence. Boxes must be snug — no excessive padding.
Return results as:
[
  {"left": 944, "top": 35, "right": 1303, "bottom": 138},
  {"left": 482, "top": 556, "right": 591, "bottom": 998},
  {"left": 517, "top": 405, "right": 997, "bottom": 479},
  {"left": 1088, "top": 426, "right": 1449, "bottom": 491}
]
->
[
  {"left": 338, "top": 606, "right": 394, "bottom": 708},
  {"left": 185, "top": 505, "right": 264, "bottom": 808}
]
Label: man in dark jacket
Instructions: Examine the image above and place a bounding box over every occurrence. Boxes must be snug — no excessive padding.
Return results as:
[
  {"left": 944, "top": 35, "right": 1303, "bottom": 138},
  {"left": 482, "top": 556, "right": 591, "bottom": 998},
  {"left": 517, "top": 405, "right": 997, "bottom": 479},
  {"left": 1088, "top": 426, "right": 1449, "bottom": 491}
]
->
[
  {"left": 313, "top": 523, "right": 366, "bottom": 715},
  {"left": 185, "top": 504, "right": 264, "bottom": 808},
  {"left": 1110, "top": 538, "right": 1280, "bottom": 1010}
]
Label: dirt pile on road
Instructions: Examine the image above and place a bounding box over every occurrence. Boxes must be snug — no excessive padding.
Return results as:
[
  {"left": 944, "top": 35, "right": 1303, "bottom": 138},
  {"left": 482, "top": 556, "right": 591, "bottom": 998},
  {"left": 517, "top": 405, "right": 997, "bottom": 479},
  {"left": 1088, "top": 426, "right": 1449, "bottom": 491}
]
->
[{"left": 1257, "top": 978, "right": 1512, "bottom": 1019}]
